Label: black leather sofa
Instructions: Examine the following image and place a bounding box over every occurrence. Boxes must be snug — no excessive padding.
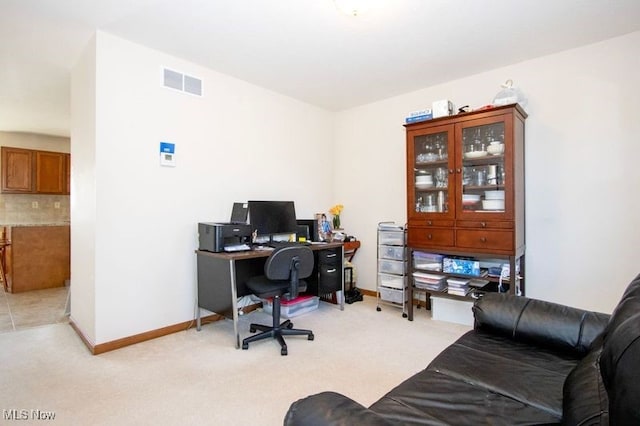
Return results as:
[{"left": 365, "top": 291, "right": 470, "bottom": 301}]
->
[{"left": 285, "top": 274, "right": 640, "bottom": 425}]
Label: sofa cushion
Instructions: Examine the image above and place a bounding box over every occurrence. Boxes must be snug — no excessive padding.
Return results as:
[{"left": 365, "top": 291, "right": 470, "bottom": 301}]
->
[
  {"left": 427, "top": 330, "right": 579, "bottom": 419},
  {"left": 599, "top": 273, "right": 640, "bottom": 425},
  {"left": 562, "top": 348, "right": 609, "bottom": 426},
  {"left": 369, "top": 369, "right": 561, "bottom": 425}
]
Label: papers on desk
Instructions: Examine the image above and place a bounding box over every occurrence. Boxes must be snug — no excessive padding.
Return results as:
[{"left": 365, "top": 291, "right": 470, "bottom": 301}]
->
[{"left": 253, "top": 246, "right": 274, "bottom": 251}]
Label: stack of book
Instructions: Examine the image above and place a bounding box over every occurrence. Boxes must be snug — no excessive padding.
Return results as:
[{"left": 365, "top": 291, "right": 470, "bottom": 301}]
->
[
  {"left": 405, "top": 109, "right": 433, "bottom": 124},
  {"left": 468, "top": 278, "right": 490, "bottom": 288},
  {"left": 413, "top": 271, "right": 446, "bottom": 292},
  {"left": 447, "top": 277, "right": 471, "bottom": 296}
]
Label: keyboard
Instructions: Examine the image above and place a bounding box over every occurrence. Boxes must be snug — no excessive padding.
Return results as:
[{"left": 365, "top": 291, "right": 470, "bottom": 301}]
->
[
  {"left": 268, "top": 241, "right": 311, "bottom": 248},
  {"left": 223, "top": 243, "right": 251, "bottom": 252}
]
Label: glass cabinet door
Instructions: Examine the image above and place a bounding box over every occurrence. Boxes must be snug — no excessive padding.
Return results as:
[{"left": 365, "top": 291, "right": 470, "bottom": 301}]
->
[
  {"left": 408, "top": 124, "right": 454, "bottom": 220},
  {"left": 458, "top": 118, "right": 509, "bottom": 215}
]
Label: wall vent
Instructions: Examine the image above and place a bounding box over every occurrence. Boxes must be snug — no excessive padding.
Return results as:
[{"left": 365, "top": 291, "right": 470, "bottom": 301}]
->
[{"left": 162, "top": 68, "right": 202, "bottom": 96}]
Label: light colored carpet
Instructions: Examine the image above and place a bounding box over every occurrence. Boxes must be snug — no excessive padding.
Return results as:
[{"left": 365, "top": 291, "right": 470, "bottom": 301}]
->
[
  {"left": 0, "top": 296, "right": 470, "bottom": 425},
  {"left": 0, "top": 286, "right": 69, "bottom": 332}
]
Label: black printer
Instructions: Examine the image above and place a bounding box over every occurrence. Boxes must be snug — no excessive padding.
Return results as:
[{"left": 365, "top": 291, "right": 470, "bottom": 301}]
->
[{"left": 198, "top": 222, "right": 252, "bottom": 252}]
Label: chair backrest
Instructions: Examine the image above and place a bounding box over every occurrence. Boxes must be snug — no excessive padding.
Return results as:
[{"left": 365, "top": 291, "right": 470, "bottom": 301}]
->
[
  {"left": 265, "top": 246, "right": 314, "bottom": 280},
  {"left": 264, "top": 246, "right": 314, "bottom": 298}
]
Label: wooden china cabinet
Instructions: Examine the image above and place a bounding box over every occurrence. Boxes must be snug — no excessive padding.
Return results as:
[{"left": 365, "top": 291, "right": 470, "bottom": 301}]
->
[{"left": 405, "top": 104, "right": 527, "bottom": 321}]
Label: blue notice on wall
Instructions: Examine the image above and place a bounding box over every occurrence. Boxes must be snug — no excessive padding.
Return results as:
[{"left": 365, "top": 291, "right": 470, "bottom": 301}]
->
[{"left": 160, "top": 142, "right": 176, "bottom": 167}]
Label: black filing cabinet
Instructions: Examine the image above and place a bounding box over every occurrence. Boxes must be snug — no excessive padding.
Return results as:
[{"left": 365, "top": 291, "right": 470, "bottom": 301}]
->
[
  {"left": 305, "top": 247, "right": 342, "bottom": 296},
  {"left": 317, "top": 249, "right": 341, "bottom": 293}
]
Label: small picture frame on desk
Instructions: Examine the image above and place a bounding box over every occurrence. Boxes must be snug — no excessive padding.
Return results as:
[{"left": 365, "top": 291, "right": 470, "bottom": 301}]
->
[{"left": 316, "top": 212, "right": 332, "bottom": 242}]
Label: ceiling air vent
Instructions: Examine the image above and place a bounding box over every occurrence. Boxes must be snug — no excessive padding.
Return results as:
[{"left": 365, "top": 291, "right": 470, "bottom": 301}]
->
[{"left": 162, "top": 68, "right": 202, "bottom": 96}]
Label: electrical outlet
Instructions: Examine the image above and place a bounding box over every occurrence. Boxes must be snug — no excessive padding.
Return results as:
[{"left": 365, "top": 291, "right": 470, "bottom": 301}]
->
[
  {"left": 54, "top": 202, "right": 60, "bottom": 209},
  {"left": 31, "top": 201, "right": 39, "bottom": 209}
]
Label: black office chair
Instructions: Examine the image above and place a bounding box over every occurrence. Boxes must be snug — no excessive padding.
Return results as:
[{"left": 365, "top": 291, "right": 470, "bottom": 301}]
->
[{"left": 242, "top": 246, "right": 315, "bottom": 355}]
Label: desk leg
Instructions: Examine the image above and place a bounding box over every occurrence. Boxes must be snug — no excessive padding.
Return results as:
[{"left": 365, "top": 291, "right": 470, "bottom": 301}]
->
[
  {"left": 229, "top": 259, "right": 240, "bottom": 349},
  {"left": 340, "top": 245, "right": 345, "bottom": 311}
]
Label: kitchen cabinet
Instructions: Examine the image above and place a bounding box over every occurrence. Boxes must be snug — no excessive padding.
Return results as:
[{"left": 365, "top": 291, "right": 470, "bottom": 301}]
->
[
  {"left": 1, "top": 147, "right": 70, "bottom": 194},
  {"left": 35, "top": 151, "right": 66, "bottom": 194},
  {"left": 65, "top": 153, "right": 71, "bottom": 194},
  {"left": 4, "top": 225, "right": 70, "bottom": 293},
  {"left": 405, "top": 104, "right": 527, "bottom": 320},
  {"left": 1, "top": 147, "right": 33, "bottom": 193}
]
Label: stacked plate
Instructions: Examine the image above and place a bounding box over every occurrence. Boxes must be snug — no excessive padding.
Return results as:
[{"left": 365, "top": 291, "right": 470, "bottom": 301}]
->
[
  {"left": 462, "top": 194, "right": 481, "bottom": 205},
  {"left": 464, "top": 151, "right": 488, "bottom": 159},
  {"left": 415, "top": 174, "right": 433, "bottom": 189},
  {"left": 483, "top": 190, "right": 505, "bottom": 210}
]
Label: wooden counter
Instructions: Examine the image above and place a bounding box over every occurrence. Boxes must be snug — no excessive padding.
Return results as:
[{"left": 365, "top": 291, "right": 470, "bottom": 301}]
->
[{"left": 4, "top": 225, "right": 70, "bottom": 293}]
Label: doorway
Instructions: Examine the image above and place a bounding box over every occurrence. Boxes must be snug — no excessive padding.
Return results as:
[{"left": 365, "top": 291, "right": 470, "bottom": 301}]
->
[{"left": 0, "top": 285, "right": 69, "bottom": 333}]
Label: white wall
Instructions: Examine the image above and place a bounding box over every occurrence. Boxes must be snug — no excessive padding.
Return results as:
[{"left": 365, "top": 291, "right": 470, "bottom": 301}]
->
[
  {"left": 0, "top": 131, "right": 69, "bottom": 152},
  {"left": 72, "top": 32, "right": 334, "bottom": 344},
  {"left": 70, "top": 34, "right": 97, "bottom": 342},
  {"left": 336, "top": 31, "right": 640, "bottom": 313}
]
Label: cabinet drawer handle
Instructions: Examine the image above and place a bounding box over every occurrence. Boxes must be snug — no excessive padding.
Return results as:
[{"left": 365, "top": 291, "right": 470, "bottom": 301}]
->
[
  {"left": 326, "top": 268, "right": 336, "bottom": 273},
  {"left": 449, "top": 169, "right": 454, "bottom": 174},
  {"left": 427, "top": 234, "right": 433, "bottom": 240},
  {"left": 481, "top": 222, "right": 486, "bottom": 228},
  {"left": 427, "top": 220, "right": 432, "bottom": 226},
  {"left": 326, "top": 253, "right": 337, "bottom": 258},
  {"left": 480, "top": 237, "right": 487, "bottom": 243},
  {"left": 456, "top": 168, "right": 462, "bottom": 173}
]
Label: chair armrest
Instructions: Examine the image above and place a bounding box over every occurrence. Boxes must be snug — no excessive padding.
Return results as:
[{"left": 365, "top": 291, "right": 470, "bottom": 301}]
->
[
  {"left": 473, "top": 293, "right": 610, "bottom": 356},
  {"left": 284, "top": 391, "right": 393, "bottom": 426}
]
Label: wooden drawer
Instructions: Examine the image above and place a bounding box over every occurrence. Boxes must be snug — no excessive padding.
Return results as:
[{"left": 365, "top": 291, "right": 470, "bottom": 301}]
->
[
  {"left": 408, "top": 227, "right": 454, "bottom": 247},
  {"left": 420, "top": 219, "right": 454, "bottom": 227},
  {"left": 319, "top": 264, "right": 341, "bottom": 293},
  {"left": 456, "top": 230, "right": 513, "bottom": 251},
  {"left": 456, "top": 220, "right": 513, "bottom": 229},
  {"left": 317, "top": 249, "right": 340, "bottom": 266}
]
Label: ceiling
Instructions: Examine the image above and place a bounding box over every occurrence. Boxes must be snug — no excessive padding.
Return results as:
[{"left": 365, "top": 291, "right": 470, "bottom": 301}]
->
[{"left": 1, "top": 0, "right": 639, "bottom": 137}]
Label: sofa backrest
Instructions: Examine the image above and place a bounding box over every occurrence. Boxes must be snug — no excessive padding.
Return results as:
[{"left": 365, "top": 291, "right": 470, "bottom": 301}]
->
[{"left": 599, "top": 273, "right": 640, "bottom": 425}]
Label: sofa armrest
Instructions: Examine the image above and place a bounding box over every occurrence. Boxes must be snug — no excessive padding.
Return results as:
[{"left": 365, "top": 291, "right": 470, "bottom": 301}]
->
[
  {"left": 473, "top": 293, "right": 610, "bottom": 356},
  {"left": 284, "top": 391, "right": 393, "bottom": 426}
]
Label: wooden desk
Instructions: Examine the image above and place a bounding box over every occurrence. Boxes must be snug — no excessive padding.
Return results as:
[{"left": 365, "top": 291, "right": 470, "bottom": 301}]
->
[
  {"left": 343, "top": 240, "right": 360, "bottom": 262},
  {"left": 196, "top": 242, "right": 344, "bottom": 348}
]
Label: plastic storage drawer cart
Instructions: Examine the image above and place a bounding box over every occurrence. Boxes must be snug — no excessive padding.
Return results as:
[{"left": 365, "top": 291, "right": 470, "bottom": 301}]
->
[{"left": 376, "top": 222, "right": 408, "bottom": 317}]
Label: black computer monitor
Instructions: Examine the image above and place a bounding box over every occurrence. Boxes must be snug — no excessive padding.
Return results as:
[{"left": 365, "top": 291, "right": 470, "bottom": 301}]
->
[
  {"left": 297, "top": 219, "right": 318, "bottom": 242},
  {"left": 229, "top": 202, "right": 248, "bottom": 224},
  {"left": 248, "top": 201, "right": 298, "bottom": 241}
]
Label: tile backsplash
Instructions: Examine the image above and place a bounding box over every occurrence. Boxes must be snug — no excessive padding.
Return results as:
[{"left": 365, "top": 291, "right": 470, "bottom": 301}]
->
[{"left": 0, "top": 194, "right": 70, "bottom": 225}]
